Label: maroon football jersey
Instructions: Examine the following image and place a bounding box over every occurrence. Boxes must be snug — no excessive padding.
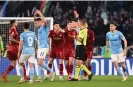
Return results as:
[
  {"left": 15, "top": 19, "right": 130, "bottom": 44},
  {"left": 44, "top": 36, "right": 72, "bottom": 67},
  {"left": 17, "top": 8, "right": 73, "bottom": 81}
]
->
[
  {"left": 49, "top": 30, "right": 64, "bottom": 48},
  {"left": 64, "top": 28, "right": 77, "bottom": 48}
]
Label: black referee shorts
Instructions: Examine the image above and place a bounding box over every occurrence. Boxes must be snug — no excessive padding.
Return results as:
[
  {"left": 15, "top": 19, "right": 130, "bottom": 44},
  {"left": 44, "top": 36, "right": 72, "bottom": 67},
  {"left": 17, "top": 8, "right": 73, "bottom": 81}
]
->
[{"left": 75, "top": 45, "right": 85, "bottom": 61}]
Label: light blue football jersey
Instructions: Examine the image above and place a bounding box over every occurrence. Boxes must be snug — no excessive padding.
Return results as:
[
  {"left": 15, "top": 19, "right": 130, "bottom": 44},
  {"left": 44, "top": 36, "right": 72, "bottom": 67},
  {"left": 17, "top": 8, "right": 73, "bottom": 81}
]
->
[
  {"left": 106, "top": 31, "right": 125, "bottom": 54},
  {"left": 38, "top": 26, "right": 49, "bottom": 48},
  {"left": 20, "top": 31, "right": 37, "bottom": 54}
]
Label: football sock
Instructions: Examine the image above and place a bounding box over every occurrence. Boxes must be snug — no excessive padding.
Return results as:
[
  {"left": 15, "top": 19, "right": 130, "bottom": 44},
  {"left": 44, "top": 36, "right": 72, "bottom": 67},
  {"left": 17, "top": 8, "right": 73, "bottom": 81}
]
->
[
  {"left": 47, "top": 64, "right": 52, "bottom": 75},
  {"left": 66, "top": 64, "right": 69, "bottom": 75},
  {"left": 38, "top": 65, "right": 43, "bottom": 79},
  {"left": 116, "top": 67, "right": 123, "bottom": 77},
  {"left": 22, "top": 65, "right": 27, "bottom": 76},
  {"left": 5, "top": 65, "right": 14, "bottom": 75},
  {"left": 29, "top": 67, "right": 34, "bottom": 81},
  {"left": 41, "top": 64, "right": 52, "bottom": 73},
  {"left": 59, "top": 64, "right": 63, "bottom": 76},
  {"left": 84, "top": 70, "right": 88, "bottom": 77},
  {"left": 74, "top": 66, "right": 80, "bottom": 79},
  {"left": 80, "top": 64, "right": 91, "bottom": 75},
  {"left": 88, "top": 66, "right": 92, "bottom": 71},
  {"left": 122, "top": 66, "right": 126, "bottom": 73},
  {"left": 69, "top": 65, "right": 73, "bottom": 76},
  {"left": 19, "top": 65, "right": 24, "bottom": 79}
]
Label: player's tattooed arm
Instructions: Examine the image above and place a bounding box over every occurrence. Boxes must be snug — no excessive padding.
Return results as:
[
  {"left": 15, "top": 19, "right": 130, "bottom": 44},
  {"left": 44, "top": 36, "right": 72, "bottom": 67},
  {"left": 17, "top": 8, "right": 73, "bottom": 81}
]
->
[
  {"left": 18, "top": 40, "right": 23, "bottom": 59},
  {"left": 123, "top": 39, "right": 127, "bottom": 56},
  {"left": 123, "top": 39, "right": 127, "bottom": 49}
]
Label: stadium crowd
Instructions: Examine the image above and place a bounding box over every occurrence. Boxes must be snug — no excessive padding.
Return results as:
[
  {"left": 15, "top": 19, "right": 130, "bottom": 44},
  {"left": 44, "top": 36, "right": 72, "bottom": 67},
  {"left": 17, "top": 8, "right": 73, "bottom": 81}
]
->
[
  {"left": 47, "top": 1, "right": 133, "bottom": 39},
  {"left": 0, "top": 1, "right": 133, "bottom": 56}
]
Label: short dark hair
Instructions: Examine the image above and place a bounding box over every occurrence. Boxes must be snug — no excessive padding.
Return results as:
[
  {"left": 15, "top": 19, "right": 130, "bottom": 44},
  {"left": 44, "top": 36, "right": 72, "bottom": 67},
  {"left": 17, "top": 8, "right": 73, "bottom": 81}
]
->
[
  {"left": 10, "top": 20, "right": 16, "bottom": 25},
  {"left": 60, "top": 21, "right": 67, "bottom": 29},
  {"left": 35, "top": 18, "right": 42, "bottom": 21},
  {"left": 110, "top": 22, "right": 117, "bottom": 26},
  {"left": 54, "top": 21, "right": 60, "bottom": 25},
  {"left": 24, "top": 22, "right": 30, "bottom": 29}
]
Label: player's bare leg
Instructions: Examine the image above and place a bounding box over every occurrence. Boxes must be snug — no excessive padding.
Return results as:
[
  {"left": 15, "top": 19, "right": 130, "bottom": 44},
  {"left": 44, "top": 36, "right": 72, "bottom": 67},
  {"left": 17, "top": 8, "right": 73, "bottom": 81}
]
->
[
  {"left": 1, "top": 60, "right": 16, "bottom": 82},
  {"left": 44, "top": 57, "right": 54, "bottom": 81},
  {"left": 28, "top": 63, "right": 34, "bottom": 84},
  {"left": 17, "top": 63, "right": 26, "bottom": 84},
  {"left": 59, "top": 59, "right": 64, "bottom": 80},
  {"left": 65, "top": 60, "right": 69, "bottom": 78}
]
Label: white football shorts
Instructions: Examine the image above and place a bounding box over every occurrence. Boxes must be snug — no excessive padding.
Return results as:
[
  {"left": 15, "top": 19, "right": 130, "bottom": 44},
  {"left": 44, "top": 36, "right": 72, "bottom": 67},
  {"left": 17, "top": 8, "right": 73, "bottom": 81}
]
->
[
  {"left": 37, "top": 48, "right": 49, "bottom": 59},
  {"left": 111, "top": 52, "right": 126, "bottom": 62},
  {"left": 19, "top": 54, "right": 35, "bottom": 63}
]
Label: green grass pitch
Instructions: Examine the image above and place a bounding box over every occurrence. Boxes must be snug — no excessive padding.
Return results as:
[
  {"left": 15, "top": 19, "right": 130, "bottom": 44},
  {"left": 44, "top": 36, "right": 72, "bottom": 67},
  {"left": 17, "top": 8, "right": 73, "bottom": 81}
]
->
[{"left": 0, "top": 76, "right": 132, "bottom": 87}]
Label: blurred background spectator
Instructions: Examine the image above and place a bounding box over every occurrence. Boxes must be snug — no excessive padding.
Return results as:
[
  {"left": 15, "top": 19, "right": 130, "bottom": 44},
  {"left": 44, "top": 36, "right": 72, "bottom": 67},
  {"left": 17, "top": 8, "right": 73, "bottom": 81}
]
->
[
  {"left": 0, "top": 36, "right": 4, "bottom": 57},
  {"left": 127, "top": 43, "right": 133, "bottom": 58},
  {"left": 101, "top": 46, "right": 111, "bottom": 58}
]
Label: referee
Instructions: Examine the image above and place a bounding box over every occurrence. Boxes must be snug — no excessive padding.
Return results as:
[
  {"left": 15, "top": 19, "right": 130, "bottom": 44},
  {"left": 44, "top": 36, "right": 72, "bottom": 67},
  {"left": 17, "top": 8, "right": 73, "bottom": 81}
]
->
[{"left": 70, "top": 18, "right": 93, "bottom": 81}]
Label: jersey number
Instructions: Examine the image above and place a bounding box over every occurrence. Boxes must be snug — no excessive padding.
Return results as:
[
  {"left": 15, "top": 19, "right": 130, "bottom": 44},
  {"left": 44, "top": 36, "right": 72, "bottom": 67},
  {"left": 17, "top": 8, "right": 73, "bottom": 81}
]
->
[{"left": 28, "top": 37, "right": 33, "bottom": 46}]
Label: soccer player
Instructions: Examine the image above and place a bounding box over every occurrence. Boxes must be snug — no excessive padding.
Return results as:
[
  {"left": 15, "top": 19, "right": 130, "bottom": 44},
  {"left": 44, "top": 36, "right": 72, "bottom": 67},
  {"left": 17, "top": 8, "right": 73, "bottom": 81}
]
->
[
  {"left": 34, "top": 10, "right": 54, "bottom": 82},
  {"left": 17, "top": 23, "right": 36, "bottom": 84},
  {"left": 48, "top": 22, "right": 64, "bottom": 80},
  {"left": 70, "top": 18, "right": 93, "bottom": 81},
  {"left": 64, "top": 21, "right": 77, "bottom": 80},
  {"left": 106, "top": 22, "right": 128, "bottom": 81},
  {"left": 1, "top": 20, "right": 28, "bottom": 82},
  {"left": 83, "top": 24, "right": 95, "bottom": 80}
]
